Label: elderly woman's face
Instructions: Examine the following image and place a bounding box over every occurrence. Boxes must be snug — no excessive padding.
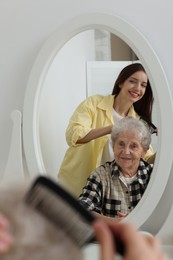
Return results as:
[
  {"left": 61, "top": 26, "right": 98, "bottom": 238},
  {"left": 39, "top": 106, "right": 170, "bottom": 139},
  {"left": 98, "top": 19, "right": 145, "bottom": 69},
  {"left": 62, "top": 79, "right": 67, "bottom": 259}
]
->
[{"left": 113, "top": 131, "right": 147, "bottom": 175}]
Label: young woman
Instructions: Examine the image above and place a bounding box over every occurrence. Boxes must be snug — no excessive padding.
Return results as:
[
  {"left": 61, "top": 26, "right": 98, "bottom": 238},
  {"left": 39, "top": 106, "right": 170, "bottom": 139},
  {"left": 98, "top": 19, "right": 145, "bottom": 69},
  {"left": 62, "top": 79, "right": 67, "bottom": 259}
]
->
[{"left": 58, "top": 63, "right": 157, "bottom": 197}]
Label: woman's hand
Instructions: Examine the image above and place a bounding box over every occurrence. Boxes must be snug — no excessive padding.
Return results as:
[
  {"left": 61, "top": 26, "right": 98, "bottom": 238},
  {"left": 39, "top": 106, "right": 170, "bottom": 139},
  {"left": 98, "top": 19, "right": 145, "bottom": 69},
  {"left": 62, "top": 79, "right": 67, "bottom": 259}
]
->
[
  {"left": 115, "top": 211, "right": 129, "bottom": 222},
  {"left": 0, "top": 213, "right": 13, "bottom": 254},
  {"left": 92, "top": 220, "right": 167, "bottom": 260}
]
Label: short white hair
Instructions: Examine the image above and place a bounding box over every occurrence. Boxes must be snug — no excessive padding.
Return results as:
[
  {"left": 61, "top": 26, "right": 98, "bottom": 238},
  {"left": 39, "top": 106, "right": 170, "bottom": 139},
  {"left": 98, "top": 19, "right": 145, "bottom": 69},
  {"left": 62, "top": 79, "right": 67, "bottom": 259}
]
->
[
  {"left": 111, "top": 117, "right": 151, "bottom": 150},
  {"left": 0, "top": 179, "right": 82, "bottom": 260}
]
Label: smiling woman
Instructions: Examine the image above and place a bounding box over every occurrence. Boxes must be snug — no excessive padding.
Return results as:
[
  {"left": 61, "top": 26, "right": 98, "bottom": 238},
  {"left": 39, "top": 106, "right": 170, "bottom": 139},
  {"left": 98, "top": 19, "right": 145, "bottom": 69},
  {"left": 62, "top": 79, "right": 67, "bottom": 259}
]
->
[{"left": 22, "top": 13, "right": 173, "bottom": 234}]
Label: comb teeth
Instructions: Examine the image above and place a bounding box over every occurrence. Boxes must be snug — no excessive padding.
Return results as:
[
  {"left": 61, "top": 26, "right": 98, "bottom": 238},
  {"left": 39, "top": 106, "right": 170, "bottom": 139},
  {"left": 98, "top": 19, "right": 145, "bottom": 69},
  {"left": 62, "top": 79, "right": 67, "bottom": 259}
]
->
[{"left": 25, "top": 183, "right": 94, "bottom": 247}]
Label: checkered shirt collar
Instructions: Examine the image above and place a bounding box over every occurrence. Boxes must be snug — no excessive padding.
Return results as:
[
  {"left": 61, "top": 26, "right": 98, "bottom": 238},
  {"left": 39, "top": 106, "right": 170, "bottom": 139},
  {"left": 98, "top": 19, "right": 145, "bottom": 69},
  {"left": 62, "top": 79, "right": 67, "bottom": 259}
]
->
[{"left": 111, "top": 159, "right": 151, "bottom": 186}]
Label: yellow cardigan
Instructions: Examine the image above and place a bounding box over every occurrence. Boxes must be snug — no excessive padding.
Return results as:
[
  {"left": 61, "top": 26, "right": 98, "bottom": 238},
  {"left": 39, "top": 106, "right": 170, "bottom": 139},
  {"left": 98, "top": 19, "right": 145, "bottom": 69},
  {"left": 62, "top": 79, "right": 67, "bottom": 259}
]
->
[{"left": 58, "top": 95, "right": 154, "bottom": 197}]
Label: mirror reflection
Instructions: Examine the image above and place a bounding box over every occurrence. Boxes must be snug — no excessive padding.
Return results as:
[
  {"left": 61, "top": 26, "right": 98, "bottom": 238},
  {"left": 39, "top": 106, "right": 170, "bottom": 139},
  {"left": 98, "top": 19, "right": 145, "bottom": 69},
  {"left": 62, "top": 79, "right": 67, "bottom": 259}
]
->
[{"left": 39, "top": 30, "right": 158, "bottom": 207}]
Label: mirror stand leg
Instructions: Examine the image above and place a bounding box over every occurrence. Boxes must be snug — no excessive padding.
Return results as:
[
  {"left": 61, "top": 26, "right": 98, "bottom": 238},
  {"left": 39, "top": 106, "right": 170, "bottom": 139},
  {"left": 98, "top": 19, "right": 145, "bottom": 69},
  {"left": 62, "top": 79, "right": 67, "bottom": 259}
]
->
[{"left": 2, "top": 110, "right": 24, "bottom": 181}]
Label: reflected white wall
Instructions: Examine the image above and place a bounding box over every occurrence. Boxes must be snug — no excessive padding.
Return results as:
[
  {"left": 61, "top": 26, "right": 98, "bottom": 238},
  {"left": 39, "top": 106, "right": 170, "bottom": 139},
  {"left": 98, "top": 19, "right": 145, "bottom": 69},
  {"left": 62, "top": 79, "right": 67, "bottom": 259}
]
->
[{"left": 39, "top": 30, "right": 95, "bottom": 176}]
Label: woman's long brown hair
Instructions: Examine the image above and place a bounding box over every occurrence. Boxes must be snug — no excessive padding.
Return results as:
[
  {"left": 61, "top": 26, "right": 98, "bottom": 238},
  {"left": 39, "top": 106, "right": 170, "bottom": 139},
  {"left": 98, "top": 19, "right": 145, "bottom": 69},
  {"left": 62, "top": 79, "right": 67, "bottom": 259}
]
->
[{"left": 112, "top": 63, "right": 154, "bottom": 122}]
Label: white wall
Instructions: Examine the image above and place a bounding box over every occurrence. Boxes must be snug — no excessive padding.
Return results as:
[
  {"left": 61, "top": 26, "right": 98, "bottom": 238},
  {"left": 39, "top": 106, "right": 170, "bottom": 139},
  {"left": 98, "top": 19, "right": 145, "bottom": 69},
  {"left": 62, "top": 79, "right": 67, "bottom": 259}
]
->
[
  {"left": 0, "top": 0, "right": 173, "bottom": 255},
  {"left": 39, "top": 30, "right": 95, "bottom": 176}
]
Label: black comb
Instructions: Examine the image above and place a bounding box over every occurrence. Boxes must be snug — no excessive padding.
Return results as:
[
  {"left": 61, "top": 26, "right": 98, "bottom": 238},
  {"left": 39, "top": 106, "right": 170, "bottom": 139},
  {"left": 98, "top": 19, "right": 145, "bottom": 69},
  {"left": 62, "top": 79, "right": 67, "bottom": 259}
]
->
[{"left": 25, "top": 176, "right": 125, "bottom": 255}]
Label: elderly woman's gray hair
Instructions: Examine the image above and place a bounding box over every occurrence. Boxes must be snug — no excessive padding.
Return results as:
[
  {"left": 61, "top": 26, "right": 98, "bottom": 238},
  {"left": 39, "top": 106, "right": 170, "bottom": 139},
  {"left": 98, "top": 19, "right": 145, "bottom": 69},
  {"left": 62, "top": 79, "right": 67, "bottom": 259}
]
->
[{"left": 111, "top": 117, "right": 151, "bottom": 150}]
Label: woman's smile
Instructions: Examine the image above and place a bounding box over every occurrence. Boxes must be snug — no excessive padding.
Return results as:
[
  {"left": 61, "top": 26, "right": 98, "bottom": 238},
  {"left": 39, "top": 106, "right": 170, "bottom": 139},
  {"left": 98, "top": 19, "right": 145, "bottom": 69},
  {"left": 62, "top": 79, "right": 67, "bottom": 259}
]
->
[{"left": 128, "top": 89, "right": 140, "bottom": 98}]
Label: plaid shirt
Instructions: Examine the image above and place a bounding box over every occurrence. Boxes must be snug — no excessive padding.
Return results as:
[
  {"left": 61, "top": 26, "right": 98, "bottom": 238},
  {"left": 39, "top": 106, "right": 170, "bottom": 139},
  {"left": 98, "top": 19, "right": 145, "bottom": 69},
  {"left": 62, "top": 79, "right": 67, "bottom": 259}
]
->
[{"left": 79, "top": 160, "right": 153, "bottom": 217}]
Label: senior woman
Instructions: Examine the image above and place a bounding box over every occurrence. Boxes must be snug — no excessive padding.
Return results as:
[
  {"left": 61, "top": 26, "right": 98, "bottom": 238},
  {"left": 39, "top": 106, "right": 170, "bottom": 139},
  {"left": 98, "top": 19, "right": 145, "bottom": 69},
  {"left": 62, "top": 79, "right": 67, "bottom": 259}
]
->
[{"left": 79, "top": 117, "right": 153, "bottom": 222}]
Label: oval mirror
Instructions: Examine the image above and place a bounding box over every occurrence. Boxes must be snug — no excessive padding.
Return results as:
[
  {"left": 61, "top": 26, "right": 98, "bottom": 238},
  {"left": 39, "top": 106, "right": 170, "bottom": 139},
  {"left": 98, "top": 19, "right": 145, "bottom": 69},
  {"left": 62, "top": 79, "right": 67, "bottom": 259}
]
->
[
  {"left": 23, "top": 13, "right": 173, "bottom": 233},
  {"left": 38, "top": 29, "right": 158, "bottom": 178}
]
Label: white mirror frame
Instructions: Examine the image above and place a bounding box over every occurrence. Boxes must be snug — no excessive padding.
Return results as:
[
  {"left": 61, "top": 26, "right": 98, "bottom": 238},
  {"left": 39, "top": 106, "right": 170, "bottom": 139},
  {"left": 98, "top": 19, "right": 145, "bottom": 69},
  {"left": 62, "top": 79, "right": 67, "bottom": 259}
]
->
[{"left": 23, "top": 13, "right": 173, "bottom": 233}]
